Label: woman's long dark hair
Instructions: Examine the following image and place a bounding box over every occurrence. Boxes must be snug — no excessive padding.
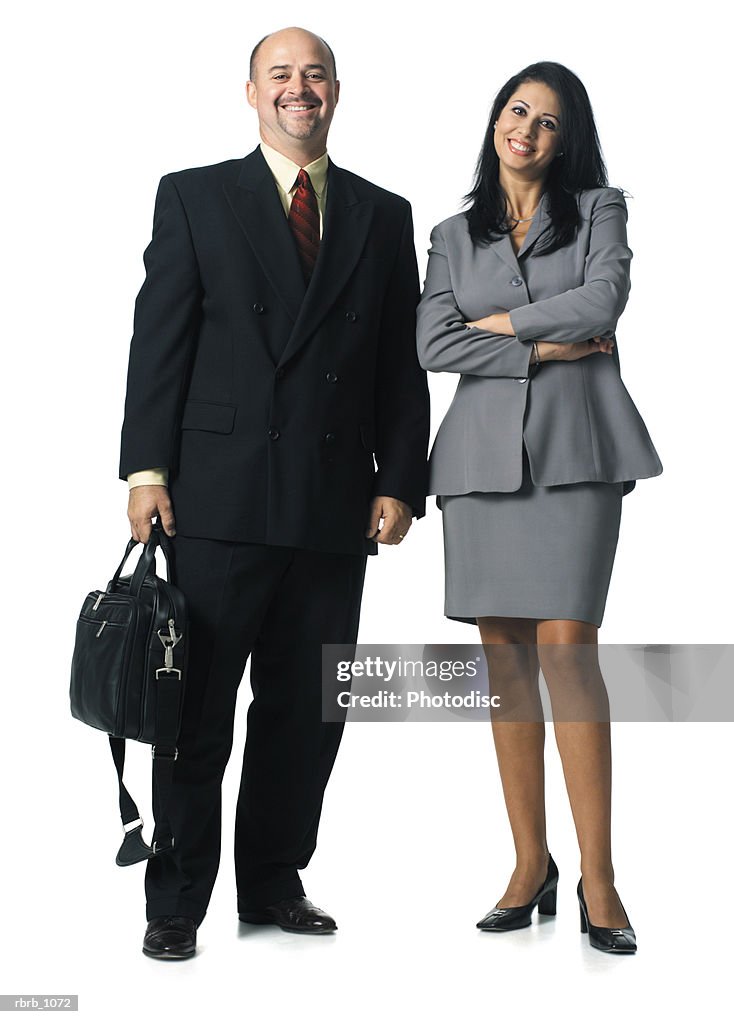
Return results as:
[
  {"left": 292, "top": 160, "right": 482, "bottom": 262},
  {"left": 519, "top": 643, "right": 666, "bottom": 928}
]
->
[{"left": 464, "top": 62, "right": 609, "bottom": 255}]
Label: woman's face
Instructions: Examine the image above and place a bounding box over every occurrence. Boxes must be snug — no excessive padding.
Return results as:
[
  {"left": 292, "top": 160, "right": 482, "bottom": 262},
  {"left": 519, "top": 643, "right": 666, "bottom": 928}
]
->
[{"left": 494, "top": 80, "right": 563, "bottom": 178}]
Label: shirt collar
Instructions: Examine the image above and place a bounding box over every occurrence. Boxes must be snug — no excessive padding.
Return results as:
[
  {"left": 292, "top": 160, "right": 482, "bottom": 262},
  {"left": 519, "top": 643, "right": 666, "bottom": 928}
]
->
[{"left": 259, "top": 141, "right": 329, "bottom": 198}]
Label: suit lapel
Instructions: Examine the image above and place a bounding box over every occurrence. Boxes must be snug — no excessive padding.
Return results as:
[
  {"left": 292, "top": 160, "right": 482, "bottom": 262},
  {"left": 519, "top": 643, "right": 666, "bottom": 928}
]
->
[
  {"left": 493, "top": 190, "right": 551, "bottom": 275},
  {"left": 223, "top": 148, "right": 306, "bottom": 324},
  {"left": 277, "top": 159, "right": 374, "bottom": 368}
]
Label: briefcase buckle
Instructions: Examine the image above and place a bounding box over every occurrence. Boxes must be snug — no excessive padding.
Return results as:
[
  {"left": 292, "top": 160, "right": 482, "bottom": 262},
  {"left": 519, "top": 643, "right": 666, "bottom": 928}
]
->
[
  {"left": 151, "top": 745, "right": 179, "bottom": 760},
  {"left": 152, "top": 836, "right": 175, "bottom": 854},
  {"left": 155, "top": 666, "right": 182, "bottom": 679},
  {"left": 156, "top": 618, "right": 183, "bottom": 678}
]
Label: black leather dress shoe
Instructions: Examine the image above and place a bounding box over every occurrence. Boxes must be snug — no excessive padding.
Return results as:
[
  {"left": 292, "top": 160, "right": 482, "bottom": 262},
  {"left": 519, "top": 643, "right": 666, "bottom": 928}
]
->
[
  {"left": 238, "top": 896, "right": 337, "bottom": 934},
  {"left": 142, "top": 916, "right": 197, "bottom": 959},
  {"left": 477, "top": 853, "right": 559, "bottom": 931},
  {"left": 577, "top": 878, "right": 637, "bottom": 954}
]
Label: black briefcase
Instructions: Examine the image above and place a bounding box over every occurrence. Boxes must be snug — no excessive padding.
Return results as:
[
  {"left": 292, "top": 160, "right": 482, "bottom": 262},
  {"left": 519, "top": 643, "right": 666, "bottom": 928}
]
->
[{"left": 70, "top": 522, "right": 188, "bottom": 866}]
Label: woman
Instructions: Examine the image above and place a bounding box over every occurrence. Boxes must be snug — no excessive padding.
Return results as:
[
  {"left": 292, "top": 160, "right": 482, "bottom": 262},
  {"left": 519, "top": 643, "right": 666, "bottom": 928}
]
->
[{"left": 416, "top": 61, "right": 662, "bottom": 954}]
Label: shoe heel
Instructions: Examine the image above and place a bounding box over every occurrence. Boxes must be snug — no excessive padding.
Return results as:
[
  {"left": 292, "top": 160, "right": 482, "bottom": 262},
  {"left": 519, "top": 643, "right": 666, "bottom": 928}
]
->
[
  {"left": 579, "top": 904, "right": 588, "bottom": 933},
  {"left": 538, "top": 885, "right": 557, "bottom": 916}
]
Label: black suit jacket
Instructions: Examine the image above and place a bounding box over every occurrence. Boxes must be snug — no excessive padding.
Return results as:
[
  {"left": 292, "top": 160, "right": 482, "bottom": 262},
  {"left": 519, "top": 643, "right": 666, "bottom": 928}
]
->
[{"left": 119, "top": 147, "right": 430, "bottom": 556}]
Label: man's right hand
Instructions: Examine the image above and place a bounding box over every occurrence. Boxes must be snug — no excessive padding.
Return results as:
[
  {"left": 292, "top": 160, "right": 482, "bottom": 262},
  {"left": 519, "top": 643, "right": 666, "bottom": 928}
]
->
[
  {"left": 127, "top": 485, "right": 176, "bottom": 543},
  {"left": 536, "top": 336, "right": 615, "bottom": 362}
]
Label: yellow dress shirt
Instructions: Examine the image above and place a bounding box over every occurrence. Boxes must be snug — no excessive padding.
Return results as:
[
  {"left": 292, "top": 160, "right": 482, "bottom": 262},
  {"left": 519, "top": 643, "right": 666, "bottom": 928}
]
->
[
  {"left": 127, "top": 143, "right": 329, "bottom": 490},
  {"left": 258, "top": 141, "right": 328, "bottom": 232}
]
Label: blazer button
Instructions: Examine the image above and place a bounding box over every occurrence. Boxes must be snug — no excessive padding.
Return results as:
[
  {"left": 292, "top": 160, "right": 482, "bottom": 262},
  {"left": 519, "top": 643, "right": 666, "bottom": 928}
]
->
[
  {"left": 324, "top": 432, "right": 336, "bottom": 443},
  {"left": 345, "top": 311, "right": 358, "bottom": 322},
  {"left": 275, "top": 367, "right": 285, "bottom": 380},
  {"left": 253, "top": 302, "right": 265, "bottom": 314},
  {"left": 515, "top": 377, "right": 528, "bottom": 383},
  {"left": 510, "top": 276, "right": 524, "bottom": 287},
  {"left": 325, "top": 371, "right": 338, "bottom": 383},
  {"left": 268, "top": 427, "right": 280, "bottom": 440}
]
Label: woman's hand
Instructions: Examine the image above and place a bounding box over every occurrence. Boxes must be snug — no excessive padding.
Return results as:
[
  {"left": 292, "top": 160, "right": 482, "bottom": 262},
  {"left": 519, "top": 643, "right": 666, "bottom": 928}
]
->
[{"left": 536, "top": 336, "right": 615, "bottom": 362}]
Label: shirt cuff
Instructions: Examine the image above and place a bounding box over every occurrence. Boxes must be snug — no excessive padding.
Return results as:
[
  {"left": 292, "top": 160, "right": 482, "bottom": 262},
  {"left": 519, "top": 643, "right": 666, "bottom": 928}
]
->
[{"left": 127, "top": 467, "right": 168, "bottom": 489}]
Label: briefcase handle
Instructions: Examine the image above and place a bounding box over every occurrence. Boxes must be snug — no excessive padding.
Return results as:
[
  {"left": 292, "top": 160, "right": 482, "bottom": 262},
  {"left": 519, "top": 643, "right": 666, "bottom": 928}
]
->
[{"left": 109, "top": 521, "right": 174, "bottom": 597}]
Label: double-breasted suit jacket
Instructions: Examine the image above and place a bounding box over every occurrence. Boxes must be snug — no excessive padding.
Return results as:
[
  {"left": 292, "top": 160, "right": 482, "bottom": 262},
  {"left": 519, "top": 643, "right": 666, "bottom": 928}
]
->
[
  {"left": 416, "top": 186, "right": 662, "bottom": 498},
  {"left": 119, "top": 147, "right": 430, "bottom": 555}
]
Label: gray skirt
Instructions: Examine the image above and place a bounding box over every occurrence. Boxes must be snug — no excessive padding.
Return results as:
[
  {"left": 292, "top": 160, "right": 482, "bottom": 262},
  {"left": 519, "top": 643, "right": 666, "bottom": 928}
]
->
[{"left": 439, "top": 444, "right": 623, "bottom": 627}]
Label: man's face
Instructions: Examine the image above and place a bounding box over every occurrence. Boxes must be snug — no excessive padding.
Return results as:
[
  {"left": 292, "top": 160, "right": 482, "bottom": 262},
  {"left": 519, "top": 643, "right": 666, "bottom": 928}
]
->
[{"left": 246, "top": 29, "right": 339, "bottom": 152}]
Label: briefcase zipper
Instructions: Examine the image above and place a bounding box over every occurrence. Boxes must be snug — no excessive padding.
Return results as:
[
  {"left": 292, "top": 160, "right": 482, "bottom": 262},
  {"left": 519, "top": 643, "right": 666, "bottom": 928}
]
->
[
  {"left": 86, "top": 586, "right": 145, "bottom": 735},
  {"left": 79, "top": 612, "right": 125, "bottom": 631},
  {"left": 77, "top": 599, "right": 137, "bottom": 735}
]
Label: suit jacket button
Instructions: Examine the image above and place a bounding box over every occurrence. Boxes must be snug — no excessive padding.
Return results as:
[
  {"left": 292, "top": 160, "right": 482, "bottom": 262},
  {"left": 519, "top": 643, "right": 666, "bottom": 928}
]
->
[
  {"left": 515, "top": 377, "right": 528, "bottom": 383},
  {"left": 345, "top": 311, "right": 358, "bottom": 322},
  {"left": 324, "top": 432, "right": 336, "bottom": 443},
  {"left": 253, "top": 302, "right": 265, "bottom": 314},
  {"left": 325, "top": 372, "right": 338, "bottom": 383},
  {"left": 268, "top": 427, "right": 280, "bottom": 440},
  {"left": 510, "top": 276, "right": 524, "bottom": 287},
  {"left": 275, "top": 367, "right": 285, "bottom": 380}
]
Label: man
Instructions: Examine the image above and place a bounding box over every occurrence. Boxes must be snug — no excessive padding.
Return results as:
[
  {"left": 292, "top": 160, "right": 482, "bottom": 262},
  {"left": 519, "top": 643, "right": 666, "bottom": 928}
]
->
[{"left": 119, "top": 26, "right": 429, "bottom": 959}]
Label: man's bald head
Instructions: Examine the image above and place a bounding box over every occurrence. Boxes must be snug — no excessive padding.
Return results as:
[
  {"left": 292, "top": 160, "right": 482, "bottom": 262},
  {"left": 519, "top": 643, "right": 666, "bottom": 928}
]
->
[
  {"left": 245, "top": 25, "right": 340, "bottom": 164},
  {"left": 249, "top": 27, "right": 337, "bottom": 82}
]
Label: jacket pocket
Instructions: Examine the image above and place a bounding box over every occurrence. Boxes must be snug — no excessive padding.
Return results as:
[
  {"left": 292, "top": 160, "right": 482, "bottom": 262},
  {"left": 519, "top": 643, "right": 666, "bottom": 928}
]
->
[
  {"left": 360, "top": 423, "right": 377, "bottom": 451},
  {"left": 181, "top": 400, "right": 236, "bottom": 434}
]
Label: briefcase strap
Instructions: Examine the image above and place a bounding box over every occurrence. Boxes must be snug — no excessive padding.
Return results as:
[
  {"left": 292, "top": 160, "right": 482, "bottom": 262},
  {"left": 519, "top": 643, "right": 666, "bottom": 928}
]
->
[
  {"left": 108, "top": 668, "right": 184, "bottom": 867},
  {"left": 110, "top": 523, "right": 174, "bottom": 598}
]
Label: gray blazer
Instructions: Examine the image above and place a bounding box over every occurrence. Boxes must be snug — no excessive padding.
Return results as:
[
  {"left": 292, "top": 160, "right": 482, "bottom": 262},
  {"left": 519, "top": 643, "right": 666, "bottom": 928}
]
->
[{"left": 416, "top": 187, "right": 663, "bottom": 497}]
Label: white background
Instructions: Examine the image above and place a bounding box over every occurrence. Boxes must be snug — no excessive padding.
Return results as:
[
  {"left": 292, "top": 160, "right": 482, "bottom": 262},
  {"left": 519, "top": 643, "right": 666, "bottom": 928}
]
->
[{"left": 2, "top": 0, "right": 731, "bottom": 1020}]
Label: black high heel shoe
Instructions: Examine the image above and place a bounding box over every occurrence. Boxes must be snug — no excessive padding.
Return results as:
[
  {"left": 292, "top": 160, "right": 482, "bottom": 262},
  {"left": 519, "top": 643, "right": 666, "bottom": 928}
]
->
[
  {"left": 577, "top": 878, "right": 637, "bottom": 953},
  {"left": 476, "top": 853, "right": 559, "bottom": 931}
]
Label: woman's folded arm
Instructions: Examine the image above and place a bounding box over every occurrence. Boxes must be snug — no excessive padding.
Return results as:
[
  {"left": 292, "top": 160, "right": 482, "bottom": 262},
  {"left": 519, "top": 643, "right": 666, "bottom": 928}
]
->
[
  {"left": 416, "top": 225, "right": 534, "bottom": 377},
  {"left": 508, "top": 188, "right": 632, "bottom": 344}
]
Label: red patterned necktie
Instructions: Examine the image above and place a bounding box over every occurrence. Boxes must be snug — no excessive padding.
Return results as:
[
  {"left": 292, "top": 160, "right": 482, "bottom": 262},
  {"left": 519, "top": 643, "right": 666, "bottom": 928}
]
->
[{"left": 288, "top": 168, "right": 320, "bottom": 282}]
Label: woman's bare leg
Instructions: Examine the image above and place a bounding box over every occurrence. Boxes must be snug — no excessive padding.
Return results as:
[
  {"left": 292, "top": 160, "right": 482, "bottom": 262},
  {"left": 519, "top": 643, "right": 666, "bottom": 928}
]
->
[
  {"left": 477, "top": 616, "right": 549, "bottom": 907},
  {"left": 536, "top": 618, "right": 629, "bottom": 928}
]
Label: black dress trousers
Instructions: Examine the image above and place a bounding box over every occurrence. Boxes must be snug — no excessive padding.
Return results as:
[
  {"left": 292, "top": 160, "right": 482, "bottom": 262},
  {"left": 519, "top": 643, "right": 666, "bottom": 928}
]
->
[{"left": 145, "top": 533, "right": 367, "bottom": 926}]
